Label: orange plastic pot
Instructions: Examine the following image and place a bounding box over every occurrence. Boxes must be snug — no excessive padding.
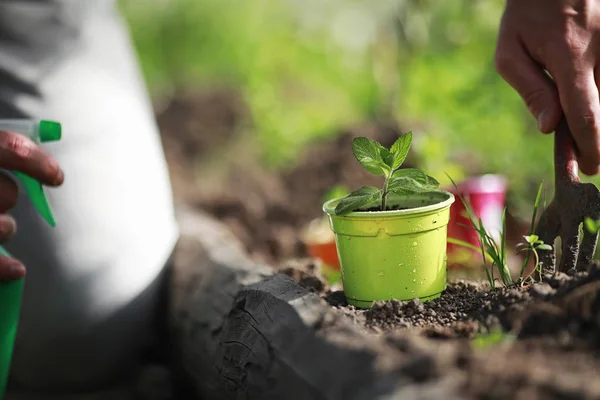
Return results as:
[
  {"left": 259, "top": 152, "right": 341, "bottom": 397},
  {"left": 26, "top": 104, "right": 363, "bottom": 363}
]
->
[{"left": 306, "top": 241, "right": 340, "bottom": 271}]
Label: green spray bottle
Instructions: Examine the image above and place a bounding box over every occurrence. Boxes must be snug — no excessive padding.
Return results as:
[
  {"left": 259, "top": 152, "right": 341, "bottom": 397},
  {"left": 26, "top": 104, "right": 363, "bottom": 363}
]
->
[{"left": 0, "top": 120, "right": 61, "bottom": 398}]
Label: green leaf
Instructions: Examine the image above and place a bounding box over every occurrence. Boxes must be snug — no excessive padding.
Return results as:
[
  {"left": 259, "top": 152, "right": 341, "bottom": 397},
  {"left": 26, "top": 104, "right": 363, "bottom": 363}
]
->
[
  {"left": 524, "top": 234, "right": 538, "bottom": 244},
  {"left": 334, "top": 186, "right": 382, "bottom": 215},
  {"left": 388, "top": 169, "right": 440, "bottom": 194},
  {"left": 390, "top": 131, "right": 412, "bottom": 170},
  {"left": 352, "top": 137, "right": 390, "bottom": 175},
  {"left": 448, "top": 237, "right": 494, "bottom": 263},
  {"left": 380, "top": 147, "right": 395, "bottom": 169},
  {"left": 585, "top": 217, "right": 599, "bottom": 234},
  {"left": 536, "top": 244, "right": 553, "bottom": 251},
  {"left": 530, "top": 182, "right": 544, "bottom": 234},
  {"left": 393, "top": 168, "right": 440, "bottom": 186}
]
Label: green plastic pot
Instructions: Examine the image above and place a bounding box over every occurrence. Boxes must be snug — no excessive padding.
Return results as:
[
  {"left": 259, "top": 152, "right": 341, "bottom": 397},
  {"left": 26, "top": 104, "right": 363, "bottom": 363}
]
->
[
  {"left": 323, "top": 191, "right": 455, "bottom": 308},
  {"left": 0, "top": 279, "right": 23, "bottom": 398}
]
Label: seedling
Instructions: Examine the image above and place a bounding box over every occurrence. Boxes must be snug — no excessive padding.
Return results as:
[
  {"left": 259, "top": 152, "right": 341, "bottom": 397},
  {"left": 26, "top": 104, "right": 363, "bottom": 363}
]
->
[
  {"left": 518, "top": 182, "right": 552, "bottom": 285},
  {"left": 516, "top": 234, "right": 552, "bottom": 285},
  {"left": 334, "top": 132, "right": 440, "bottom": 215}
]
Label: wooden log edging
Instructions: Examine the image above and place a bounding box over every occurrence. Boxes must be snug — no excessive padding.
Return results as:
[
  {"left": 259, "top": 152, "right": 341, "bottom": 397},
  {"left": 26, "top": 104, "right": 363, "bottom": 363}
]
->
[{"left": 170, "top": 205, "right": 463, "bottom": 400}]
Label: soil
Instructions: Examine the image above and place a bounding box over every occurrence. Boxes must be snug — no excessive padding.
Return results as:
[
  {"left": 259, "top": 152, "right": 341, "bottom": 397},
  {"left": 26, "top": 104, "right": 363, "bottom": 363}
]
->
[
  {"left": 314, "top": 260, "right": 600, "bottom": 399},
  {"left": 159, "top": 91, "right": 600, "bottom": 399}
]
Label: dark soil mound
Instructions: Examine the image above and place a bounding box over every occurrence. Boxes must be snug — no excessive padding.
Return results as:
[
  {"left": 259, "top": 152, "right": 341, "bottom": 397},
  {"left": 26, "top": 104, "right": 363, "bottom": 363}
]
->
[
  {"left": 281, "top": 260, "right": 600, "bottom": 399},
  {"left": 317, "top": 262, "right": 600, "bottom": 345}
]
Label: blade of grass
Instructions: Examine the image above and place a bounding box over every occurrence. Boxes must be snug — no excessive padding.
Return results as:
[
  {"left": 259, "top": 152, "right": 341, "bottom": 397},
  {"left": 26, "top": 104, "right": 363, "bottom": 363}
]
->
[
  {"left": 447, "top": 173, "right": 498, "bottom": 288},
  {"left": 499, "top": 207, "right": 512, "bottom": 285},
  {"left": 519, "top": 182, "right": 544, "bottom": 280},
  {"left": 448, "top": 238, "right": 494, "bottom": 263},
  {"left": 500, "top": 207, "right": 506, "bottom": 269}
]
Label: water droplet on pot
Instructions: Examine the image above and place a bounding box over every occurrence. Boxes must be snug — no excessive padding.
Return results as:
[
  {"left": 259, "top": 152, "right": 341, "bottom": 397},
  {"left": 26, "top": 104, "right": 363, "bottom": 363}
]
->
[
  {"left": 398, "top": 263, "right": 404, "bottom": 267},
  {"left": 377, "top": 270, "right": 385, "bottom": 277},
  {"left": 412, "top": 269, "right": 416, "bottom": 273},
  {"left": 412, "top": 279, "right": 416, "bottom": 283},
  {"left": 412, "top": 242, "right": 418, "bottom": 247},
  {"left": 433, "top": 218, "right": 437, "bottom": 224}
]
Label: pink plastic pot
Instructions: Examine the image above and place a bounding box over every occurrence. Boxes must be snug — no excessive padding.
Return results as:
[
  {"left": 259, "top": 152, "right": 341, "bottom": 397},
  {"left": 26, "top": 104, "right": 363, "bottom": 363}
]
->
[{"left": 446, "top": 175, "right": 508, "bottom": 267}]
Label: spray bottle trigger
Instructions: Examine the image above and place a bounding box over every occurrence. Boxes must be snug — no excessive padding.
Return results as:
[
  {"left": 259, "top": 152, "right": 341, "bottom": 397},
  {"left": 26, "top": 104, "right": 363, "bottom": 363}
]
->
[{"left": 13, "top": 172, "right": 56, "bottom": 227}]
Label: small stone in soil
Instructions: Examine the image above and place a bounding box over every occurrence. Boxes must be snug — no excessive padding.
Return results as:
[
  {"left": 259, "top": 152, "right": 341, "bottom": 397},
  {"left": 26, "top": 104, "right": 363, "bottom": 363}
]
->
[
  {"left": 298, "top": 275, "right": 325, "bottom": 293},
  {"left": 529, "top": 282, "right": 556, "bottom": 299},
  {"left": 325, "top": 290, "right": 347, "bottom": 307}
]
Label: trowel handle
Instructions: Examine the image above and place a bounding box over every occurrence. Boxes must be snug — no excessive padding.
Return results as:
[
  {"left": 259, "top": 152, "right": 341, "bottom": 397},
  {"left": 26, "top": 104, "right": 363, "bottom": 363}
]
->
[{"left": 554, "top": 116, "right": 580, "bottom": 184}]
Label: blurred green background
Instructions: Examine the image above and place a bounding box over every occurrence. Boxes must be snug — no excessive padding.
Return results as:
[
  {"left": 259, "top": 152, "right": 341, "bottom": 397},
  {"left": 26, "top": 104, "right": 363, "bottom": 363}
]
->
[{"left": 118, "top": 0, "right": 598, "bottom": 220}]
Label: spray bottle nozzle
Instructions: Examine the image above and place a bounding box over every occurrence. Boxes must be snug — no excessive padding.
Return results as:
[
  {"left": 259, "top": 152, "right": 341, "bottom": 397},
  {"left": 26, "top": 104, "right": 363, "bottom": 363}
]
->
[
  {"left": 0, "top": 119, "right": 62, "bottom": 254},
  {"left": 39, "top": 120, "right": 62, "bottom": 142}
]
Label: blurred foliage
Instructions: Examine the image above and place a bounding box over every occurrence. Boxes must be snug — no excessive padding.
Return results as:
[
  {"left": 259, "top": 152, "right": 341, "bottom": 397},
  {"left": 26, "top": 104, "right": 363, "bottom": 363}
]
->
[{"left": 119, "top": 0, "right": 600, "bottom": 218}]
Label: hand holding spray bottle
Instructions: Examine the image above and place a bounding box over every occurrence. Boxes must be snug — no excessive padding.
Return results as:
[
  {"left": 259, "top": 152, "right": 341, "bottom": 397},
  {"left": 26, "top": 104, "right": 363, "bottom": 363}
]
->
[{"left": 0, "top": 120, "right": 61, "bottom": 398}]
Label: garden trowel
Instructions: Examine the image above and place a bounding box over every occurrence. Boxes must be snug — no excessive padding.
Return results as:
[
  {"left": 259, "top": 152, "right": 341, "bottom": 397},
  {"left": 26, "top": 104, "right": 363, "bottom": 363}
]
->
[{"left": 535, "top": 117, "right": 600, "bottom": 273}]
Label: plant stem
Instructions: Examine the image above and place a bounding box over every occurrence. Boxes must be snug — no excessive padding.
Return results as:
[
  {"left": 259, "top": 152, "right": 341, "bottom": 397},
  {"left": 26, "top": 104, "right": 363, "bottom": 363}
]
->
[
  {"left": 521, "top": 247, "right": 539, "bottom": 285},
  {"left": 381, "top": 173, "right": 392, "bottom": 211}
]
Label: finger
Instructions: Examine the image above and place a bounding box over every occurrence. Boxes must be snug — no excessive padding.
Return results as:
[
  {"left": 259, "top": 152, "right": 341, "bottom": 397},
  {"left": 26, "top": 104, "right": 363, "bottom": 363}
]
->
[
  {"left": 552, "top": 63, "right": 600, "bottom": 176},
  {"left": 495, "top": 37, "right": 562, "bottom": 133},
  {"left": 0, "top": 130, "right": 64, "bottom": 186},
  {"left": 0, "top": 256, "right": 25, "bottom": 281},
  {"left": 0, "top": 215, "right": 16, "bottom": 242},
  {"left": 0, "top": 173, "right": 18, "bottom": 213}
]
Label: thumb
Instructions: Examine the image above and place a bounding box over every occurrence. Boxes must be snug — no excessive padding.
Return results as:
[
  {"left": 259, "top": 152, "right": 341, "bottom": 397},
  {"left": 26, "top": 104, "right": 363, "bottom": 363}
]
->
[{"left": 495, "top": 41, "right": 562, "bottom": 133}]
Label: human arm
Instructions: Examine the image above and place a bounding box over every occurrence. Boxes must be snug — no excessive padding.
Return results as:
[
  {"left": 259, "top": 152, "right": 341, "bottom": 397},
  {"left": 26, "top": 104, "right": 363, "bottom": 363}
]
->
[{"left": 495, "top": 0, "right": 600, "bottom": 175}]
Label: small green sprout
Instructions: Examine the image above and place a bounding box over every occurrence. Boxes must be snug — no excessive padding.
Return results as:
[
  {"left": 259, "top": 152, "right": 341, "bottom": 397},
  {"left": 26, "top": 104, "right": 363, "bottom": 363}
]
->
[
  {"left": 517, "top": 182, "right": 552, "bottom": 284},
  {"left": 516, "top": 234, "right": 552, "bottom": 285},
  {"left": 334, "top": 132, "right": 440, "bottom": 215}
]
